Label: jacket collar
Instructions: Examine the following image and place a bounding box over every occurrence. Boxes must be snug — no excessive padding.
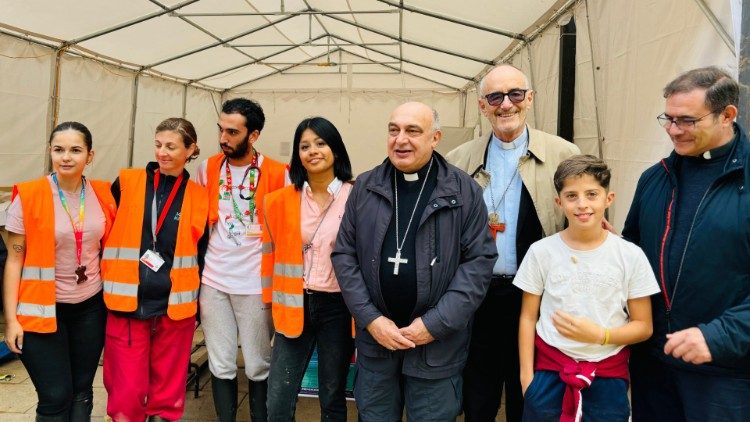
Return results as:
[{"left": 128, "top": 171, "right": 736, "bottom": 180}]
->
[{"left": 366, "top": 152, "right": 459, "bottom": 199}]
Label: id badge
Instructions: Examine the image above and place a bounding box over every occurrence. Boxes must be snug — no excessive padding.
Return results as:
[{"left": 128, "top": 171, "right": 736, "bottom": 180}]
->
[
  {"left": 140, "top": 250, "right": 165, "bottom": 272},
  {"left": 245, "top": 223, "right": 262, "bottom": 237}
]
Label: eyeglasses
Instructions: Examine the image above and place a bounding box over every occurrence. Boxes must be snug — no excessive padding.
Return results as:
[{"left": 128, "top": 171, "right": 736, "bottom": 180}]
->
[
  {"left": 483, "top": 89, "right": 529, "bottom": 106},
  {"left": 656, "top": 111, "right": 715, "bottom": 130}
]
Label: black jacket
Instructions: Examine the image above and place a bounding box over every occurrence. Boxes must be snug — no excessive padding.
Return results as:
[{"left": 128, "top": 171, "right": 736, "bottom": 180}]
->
[
  {"left": 623, "top": 123, "right": 750, "bottom": 377},
  {"left": 332, "top": 153, "right": 498, "bottom": 379}
]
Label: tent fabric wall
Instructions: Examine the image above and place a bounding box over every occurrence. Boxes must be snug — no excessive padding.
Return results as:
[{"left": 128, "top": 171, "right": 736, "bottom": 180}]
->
[
  {"left": 185, "top": 87, "right": 224, "bottom": 173},
  {"left": 57, "top": 55, "right": 134, "bottom": 181},
  {"left": 0, "top": 35, "right": 52, "bottom": 185}
]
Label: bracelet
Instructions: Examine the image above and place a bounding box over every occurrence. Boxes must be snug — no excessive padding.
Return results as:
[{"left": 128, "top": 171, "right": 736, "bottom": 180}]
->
[{"left": 601, "top": 328, "right": 611, "bottom": 345}]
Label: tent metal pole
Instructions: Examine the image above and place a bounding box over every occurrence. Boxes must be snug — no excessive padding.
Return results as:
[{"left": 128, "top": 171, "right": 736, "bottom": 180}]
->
[
  {"left": 524, "top": 45, "right": 540, "bottom": 128},
  {"left": 376, "top": 0, "right": 524, "bottom": 40},
  {"left": 229, "top": 42, "right": 400, "bottom": 47},
  {"left": 398, "top": 0, "right": 404, "bottom": 73},
  {"left": 318, "top": 12, "right": 494, "bottom": 65},
  {"left": 191, "top": 33, "right": 328, "bottom": 82},
  {"left": 44, "top": 47, "right": 66, "bottom": 173},
  {"left": 144, "top": 14, "right": 298, "bottom": 70},
  {"left": 328, "top": 34, "right": 473, "bottom": 80},
  {"left": 227, "top": 49, "right": 344, "bottom": 90},
  {"left": 739, "top": 0, "right": 750, "bottom": 130},
  {"left": 693, "top": 0, "right": 736, "bottom": 54},
  {"left": 584, "top": 0, "right": 604, "bottom": 159},
  {"left": 65, "top": 0, "right": 200, "bottom": 46},
  {"left": 127, "top": 73, "right": 141, "bottom": 168},
  {"left": 176, "top": 10, "right": 397, "bottom": 16},
  {"left": 182, "top": 84, "right": 188, "bottom": 118}
]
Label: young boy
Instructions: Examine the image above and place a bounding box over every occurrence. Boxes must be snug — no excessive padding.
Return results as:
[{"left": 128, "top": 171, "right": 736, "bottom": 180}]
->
[{"left": 514, "top": 155, "right": 660, "bottom": 422}]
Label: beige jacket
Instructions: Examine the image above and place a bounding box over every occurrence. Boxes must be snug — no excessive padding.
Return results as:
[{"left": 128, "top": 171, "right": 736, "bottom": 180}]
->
[{"left": 445, "top": 127, "right": 580, "bottom": 237}]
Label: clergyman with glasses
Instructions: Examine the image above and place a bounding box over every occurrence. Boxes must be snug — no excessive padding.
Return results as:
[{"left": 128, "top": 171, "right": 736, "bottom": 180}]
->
[
  {"left": 332, "top": 102, "right": 497, "bottom": 420},
  {"left": 446, "top": 63, "right": 579, "bottom": 421},
  {"left": 623, "top": 66, "right": 750, "bottom": 421}
]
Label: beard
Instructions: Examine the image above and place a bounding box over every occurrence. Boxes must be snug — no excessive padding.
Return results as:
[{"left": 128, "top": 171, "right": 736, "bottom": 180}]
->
[{"left": 223, "top": 135, "right": 251, "bottom": 159}]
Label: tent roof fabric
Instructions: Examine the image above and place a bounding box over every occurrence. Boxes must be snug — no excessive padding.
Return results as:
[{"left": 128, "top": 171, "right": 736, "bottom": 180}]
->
[{"left": 0, "top": 0, "right": 572, "bottom": 91}]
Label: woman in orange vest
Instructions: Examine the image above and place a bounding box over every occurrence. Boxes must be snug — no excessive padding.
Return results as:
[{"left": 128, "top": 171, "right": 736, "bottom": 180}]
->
[
  {"left": 2, "top": 121, "right": 116, "bottom": 421},
  {"left": 263, "top": 117, "right": 355, "bottom": 421},
  {"left": 100, "top": 117, "right": 208, "bottom": 422}
]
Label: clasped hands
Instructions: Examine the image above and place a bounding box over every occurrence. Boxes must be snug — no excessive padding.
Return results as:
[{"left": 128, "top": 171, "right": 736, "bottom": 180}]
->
[{"left": 366, "top": 316, "right": 435, "bottom": 351}]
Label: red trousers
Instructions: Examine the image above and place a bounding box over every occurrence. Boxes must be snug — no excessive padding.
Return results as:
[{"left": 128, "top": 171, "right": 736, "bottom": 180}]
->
[{"left": 103, "top": 312, "right": 196, "bottom": 422}]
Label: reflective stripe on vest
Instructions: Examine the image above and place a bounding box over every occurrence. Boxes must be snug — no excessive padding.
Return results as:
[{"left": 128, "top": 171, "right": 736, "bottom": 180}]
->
[
  {"left": 17, "top": 302, "right": 56, "bottom": 318},
  {"left": 169, "top": 289, "right": 199, "bottom": 305},
  {"left": 21, "top": 266, "right": 55, "bottom": 281},
  {"left": 273, "top": 263, "right": 303, "bottom": 278},
  {"left": 102, "top": 247, "right": 140, "bottom": 261},
  {"left": 103, "top": 281, "right": 139, "bottom": 297},
  {"left": 173, "top": 255, "right": 197, "bottom": 269},
  {"left": 272, "top": 291, "right": 304, "bottom": 308},
  {"left": 261, "top": 242, "right": 274, "bottom": 253}
]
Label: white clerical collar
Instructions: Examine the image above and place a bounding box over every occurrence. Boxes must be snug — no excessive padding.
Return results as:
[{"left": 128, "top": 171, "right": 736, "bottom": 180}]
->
[
  {"left": 303, "top": 177, "right": 343, "bottom": 197},
  {"left": 492, "top": 128, "right": 528, "bottom": 151},
  {"left": 403, "top": 172, "right": 419, "bottom": 181}
]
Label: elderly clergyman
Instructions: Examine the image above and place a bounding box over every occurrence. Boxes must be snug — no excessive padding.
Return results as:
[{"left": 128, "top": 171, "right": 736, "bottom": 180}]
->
[{"left": 332, "top": 101, "right": 497, "bottom": 420}]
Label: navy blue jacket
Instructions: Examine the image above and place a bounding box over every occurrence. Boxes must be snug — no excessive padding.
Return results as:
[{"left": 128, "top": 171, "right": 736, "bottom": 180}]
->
[
  {"left": 332, "top": 153, "right": 498, "bottom": 379},
  {"left": 623, "top": 123, "right": 750, "bottom": 377}
]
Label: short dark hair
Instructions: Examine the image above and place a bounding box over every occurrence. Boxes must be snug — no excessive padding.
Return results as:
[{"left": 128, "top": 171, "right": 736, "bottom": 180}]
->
[
  {"left": 663, "top": 66, "right": 739, "bottom": 113},
  {"left": 155, "top": 117, "right": 200, "bottom": 162},
  {"left": 50, "top": 121, "right": 92, "bottom": 151},
  {"left": 554, "top": 154, "right": 611, "bottom": 193},
  {"left": 289, "top": 117, "right": 353, "bottom": 190},
  {"left": 222, "top": 98, "right": 265, "bottom": 133}
]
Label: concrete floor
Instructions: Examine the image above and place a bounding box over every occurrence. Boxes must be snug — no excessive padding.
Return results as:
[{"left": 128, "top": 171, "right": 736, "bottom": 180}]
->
[{"left": 0, "top": 320, "right": 505, "bottom": 421}]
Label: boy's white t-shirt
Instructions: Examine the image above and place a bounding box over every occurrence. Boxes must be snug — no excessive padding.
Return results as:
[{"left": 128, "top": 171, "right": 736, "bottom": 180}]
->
[{"left": 513, "top": 232, "right": 660, "bottom": 362}]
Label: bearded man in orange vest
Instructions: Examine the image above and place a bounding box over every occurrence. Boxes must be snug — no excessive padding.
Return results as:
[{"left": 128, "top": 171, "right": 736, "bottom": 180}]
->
[{"left": 196, "top": 98, "right": 288, "bottom": 421}]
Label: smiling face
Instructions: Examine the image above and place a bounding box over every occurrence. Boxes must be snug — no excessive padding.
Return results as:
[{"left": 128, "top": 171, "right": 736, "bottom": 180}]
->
[
  {"left": 663, "top": 89, "right": 735, "bottom": 157},
  {"left": 50, "top": 129, "right": 92, "bottom": 179},
  {"left": 555, "top": 173, "right": 614, "bottom": 232},
  {"left": 479, "top": 65, "right": 534, "bottom": 142},
  {"left": 154, "top": 130, "right": 195, "bottom": 176},
  {"left": 387, "top": 102, "right": 441, "bottom": 173},
  {"left": 218, "top": 112, "right": 257, "bottom": 160},
  {"left": 299, "top": 128, "right": 335, "bottom": 179}
]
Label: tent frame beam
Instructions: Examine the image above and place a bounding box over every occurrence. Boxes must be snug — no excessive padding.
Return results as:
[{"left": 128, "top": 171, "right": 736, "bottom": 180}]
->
[
  {"left": 228, "top": 48, "right": 344, "bottom": 90},
  {"left": 375, "top": 0, "right": 525, "bottom": 40},
  {"left": 739, "top": 0, "right": 750, "bottom": 130},
  {"left": 175, "top": 10, "right": 397, "bottom": 17}
]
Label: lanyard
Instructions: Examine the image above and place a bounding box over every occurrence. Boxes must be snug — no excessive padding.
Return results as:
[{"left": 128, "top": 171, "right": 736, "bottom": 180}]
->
[
  {"left": 223, "top": 155, "right": 260, "bottom": 224},
  {"left": 51, "top": 173, "right": 85, "bottom": 266},
  {"left": 151, "top": 170, "right": 183, "bottom": 246}
]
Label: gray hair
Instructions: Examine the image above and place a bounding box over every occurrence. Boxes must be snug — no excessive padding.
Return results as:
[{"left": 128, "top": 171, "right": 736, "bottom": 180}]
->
[{"left": 478, "top": 64, "right": 532, "bottom": 96}]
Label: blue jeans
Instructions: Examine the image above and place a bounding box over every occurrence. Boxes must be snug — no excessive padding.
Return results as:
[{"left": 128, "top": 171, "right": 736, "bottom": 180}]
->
[
  {"left": 354, "top": 352, "right": 462, "bottom": 422},
  {"left": 20, "top": 291, "right": 106, "bottom": 418},
  {"left": 523, "top": 370, "right": 630, "bottom": 422},
  {"left": 631, "top": 349, "right": 750, "bottom": 422},
  {"left": 267, "top": 291, "right": 354, "bottom": 421}
]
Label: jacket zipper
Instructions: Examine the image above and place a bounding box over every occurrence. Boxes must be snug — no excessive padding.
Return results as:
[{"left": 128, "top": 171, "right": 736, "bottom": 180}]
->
[{"left": 658, "top": 188, "right": 675, "bottom": 332}]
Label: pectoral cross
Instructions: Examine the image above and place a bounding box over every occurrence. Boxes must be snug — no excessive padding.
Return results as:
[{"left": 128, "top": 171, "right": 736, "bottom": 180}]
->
[
  {"left": 387, "top": 250, "right": 408, "bottom": 275},
  {"left": 488, "top": 212, "right": 505, "bottom": 240}
]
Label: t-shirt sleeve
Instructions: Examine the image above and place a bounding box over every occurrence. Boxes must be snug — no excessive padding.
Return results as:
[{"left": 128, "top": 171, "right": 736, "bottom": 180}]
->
[
  {"left": 5, "top": 196, "right": 25, "bottom": 235},
  {"left": 512, "top": 245, "right": 545, "bottom": 295},
  {"left": 627, "top": 246, "right": 661, "bottom": 299}
]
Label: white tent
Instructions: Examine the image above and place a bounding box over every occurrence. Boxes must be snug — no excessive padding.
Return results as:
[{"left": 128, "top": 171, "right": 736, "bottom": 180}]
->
[{"left": 0, "top": 0, "right": 742, "bottom": 229}]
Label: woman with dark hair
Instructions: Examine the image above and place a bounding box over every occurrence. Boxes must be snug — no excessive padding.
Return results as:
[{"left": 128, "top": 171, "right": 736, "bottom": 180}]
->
[
  {"left": 3, "top": 121, "right": 117, "bottom": 421},
  {"left": 101, "top": 117, "right": 208, "bottom": 422},
  {"left": 263, "top": 116, "right": 355, "bottom": 421}
]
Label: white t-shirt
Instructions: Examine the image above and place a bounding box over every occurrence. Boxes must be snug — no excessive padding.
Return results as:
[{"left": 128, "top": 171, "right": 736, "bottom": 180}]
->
[
  {"left": 196, "top": 155, "right": 270, "bottom": 295},
  {"left": 513, "top": 232, "right": 660, "bottom": 361}
]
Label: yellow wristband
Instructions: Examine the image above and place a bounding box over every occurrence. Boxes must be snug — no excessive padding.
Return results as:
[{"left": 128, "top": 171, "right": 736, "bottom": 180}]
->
[{"left": 601, "top": 328, "right": 611, "bottom": 345}]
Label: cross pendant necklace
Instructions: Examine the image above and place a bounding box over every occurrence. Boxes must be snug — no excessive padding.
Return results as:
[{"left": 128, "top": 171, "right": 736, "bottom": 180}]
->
[
  {"left": 488, "top": 163, "right": 519, "bottom": 240},
  {"left": 388, "top": 157, "right": 434, "bottom": 275}
]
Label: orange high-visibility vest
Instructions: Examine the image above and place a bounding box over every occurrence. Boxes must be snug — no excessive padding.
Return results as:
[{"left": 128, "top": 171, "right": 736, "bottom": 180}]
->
[
  {"left": 12, "top": 177, "right": 117, "bottom": 333},
  {"left": 261, "top": 186, "right": 305, "bottom": 338},
  {"left": 205, "top": 152, "right": 287, "bottom": 299},
  {"left": 101, "top": 168, "right": 208, "bottom": 320}
]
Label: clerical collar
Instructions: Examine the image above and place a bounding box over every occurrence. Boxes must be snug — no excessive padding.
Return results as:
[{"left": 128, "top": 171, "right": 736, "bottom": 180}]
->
[
  {"left": 698, "top": 131, "right": 736, "bottom": 160},
  {"left": 303, "top": 177, "right": 343, "bottom": 197},
  {"left": 399, "top": 156, "right": 434, "bottom": 182},
  {"left": 492, "top": 127, "right": 528, "bottom": 151}
]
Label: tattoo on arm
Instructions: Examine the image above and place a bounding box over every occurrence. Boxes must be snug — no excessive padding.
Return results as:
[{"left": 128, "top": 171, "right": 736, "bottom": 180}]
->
[{"left": 12, "top": 244, "right": 24, "bottom": 253}]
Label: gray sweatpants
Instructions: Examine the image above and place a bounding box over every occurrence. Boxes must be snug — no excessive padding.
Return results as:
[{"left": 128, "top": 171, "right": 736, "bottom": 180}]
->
[{"left": 199, "top": 284, "right": 273, "bottom": 381}]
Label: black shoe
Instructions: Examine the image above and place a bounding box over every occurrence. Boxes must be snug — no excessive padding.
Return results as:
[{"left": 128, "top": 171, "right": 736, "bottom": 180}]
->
[
  {"left": 212, "top": 375, "right": 238, "bottom": 422},
  {"left": 249, "top": 378, "right": 268, "bottom": 422}
]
